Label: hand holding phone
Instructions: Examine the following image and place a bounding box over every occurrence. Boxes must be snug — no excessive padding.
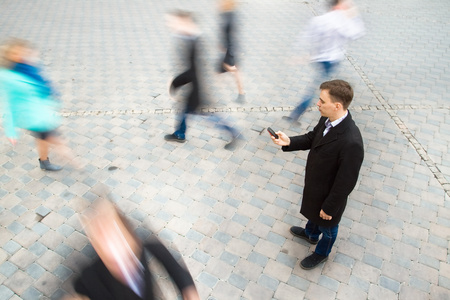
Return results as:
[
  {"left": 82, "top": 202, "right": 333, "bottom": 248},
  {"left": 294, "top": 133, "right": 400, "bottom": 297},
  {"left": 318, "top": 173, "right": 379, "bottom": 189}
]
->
[{"left": 267, "top": 127, "right": 279, "bottom": 139}]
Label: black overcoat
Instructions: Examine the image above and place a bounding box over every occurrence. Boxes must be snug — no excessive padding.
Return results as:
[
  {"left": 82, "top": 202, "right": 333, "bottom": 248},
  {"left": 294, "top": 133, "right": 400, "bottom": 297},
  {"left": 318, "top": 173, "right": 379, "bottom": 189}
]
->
[
  {"left": 74, "top": 239, "right": 195, "bottom": 299},
  {"left": 282, "top": 111, "right": 364, "bottom": 227}
]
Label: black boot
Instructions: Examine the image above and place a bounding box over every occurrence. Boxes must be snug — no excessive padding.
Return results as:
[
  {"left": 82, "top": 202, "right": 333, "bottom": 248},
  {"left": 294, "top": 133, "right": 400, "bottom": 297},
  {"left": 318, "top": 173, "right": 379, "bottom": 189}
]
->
[{"left": 39, "top": 158, "right": 62, "bottom": 171}]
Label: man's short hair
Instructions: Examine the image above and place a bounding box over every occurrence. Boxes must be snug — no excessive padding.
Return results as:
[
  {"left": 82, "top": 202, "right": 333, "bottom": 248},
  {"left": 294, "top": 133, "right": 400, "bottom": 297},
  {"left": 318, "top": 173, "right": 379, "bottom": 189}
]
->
[{"left": 320, "top": 79, "right": 354, "bottom": 110}]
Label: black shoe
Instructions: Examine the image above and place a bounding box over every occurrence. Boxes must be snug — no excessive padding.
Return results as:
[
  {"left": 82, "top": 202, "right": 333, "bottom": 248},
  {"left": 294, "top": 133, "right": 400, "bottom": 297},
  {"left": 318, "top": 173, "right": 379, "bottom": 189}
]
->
[
  {"left": 235, "top": 94, "right": 245, "bottom": 103},
  {"left": 224, "top": 138, "right": 237, "bottom": 150},
  {"left": 300, "top": 252, "right": 328, "bottom": 270},
  {"left": 164, "top": 134, "right": 186, "bottom": 143},
  {"left": 290, "top": 226, "right": 318, "bottom": 245},
  {"left": 39, "top": 158, "right": 62, "bottom": 171}
]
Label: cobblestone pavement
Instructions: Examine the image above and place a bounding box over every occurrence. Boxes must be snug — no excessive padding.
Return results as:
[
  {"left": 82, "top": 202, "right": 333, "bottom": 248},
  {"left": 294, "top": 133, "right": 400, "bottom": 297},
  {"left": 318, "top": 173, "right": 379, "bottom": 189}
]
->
[{"left": 1, "top": 0, "right": 449, "bottom": 299}]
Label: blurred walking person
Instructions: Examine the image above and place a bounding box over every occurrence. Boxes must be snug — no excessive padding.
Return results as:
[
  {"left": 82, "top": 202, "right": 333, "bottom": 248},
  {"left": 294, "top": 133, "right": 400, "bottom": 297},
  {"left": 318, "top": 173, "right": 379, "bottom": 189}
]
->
[
  {"left": 284, "top": 0, "right": 365, "bottom": 123},
  {"left": 0, "top": 38, "right": 75, "bottom": 171},
  {"left": 164, "top": 10, "right": 239, "bottom": 149},
  {"left": 65, "top": 198, "right": 200, "bottom": 300},
  {"left": 217, "top": 0, "right": 245, "bottom": 103}
]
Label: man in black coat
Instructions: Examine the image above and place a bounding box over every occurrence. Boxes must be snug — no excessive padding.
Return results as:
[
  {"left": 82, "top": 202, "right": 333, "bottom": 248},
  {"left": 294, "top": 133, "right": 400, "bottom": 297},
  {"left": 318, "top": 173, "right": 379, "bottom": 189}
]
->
[{"left": 271, "top": 79, "right": 364, "bottom": 270}]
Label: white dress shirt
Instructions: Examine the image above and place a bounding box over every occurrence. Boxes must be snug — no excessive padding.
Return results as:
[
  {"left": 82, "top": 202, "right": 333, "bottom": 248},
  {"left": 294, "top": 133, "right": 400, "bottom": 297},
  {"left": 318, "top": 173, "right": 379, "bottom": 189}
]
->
[{"left": 323, "top": 111, "right": 348, "bottom": 136}]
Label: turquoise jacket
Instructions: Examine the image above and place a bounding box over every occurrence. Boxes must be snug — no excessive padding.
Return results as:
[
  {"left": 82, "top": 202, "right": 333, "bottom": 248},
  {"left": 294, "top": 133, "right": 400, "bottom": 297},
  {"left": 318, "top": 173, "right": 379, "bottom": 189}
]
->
[{"left": 0, "top": 68, "right": 60, "bottom": 139}]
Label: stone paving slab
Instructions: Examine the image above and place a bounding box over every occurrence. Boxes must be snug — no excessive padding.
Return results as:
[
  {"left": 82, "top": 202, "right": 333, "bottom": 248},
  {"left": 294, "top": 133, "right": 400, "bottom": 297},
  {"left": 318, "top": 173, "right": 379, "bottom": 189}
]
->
[{"left": 1, "top": 0, "right": 450, "bottom": 299}]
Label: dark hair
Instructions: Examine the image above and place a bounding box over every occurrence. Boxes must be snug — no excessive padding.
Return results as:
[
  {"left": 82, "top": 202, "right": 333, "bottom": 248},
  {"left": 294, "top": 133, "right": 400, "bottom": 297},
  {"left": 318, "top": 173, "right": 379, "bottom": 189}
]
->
[{"left": 320, "top": 79, "right": 354, "bottom": 110}]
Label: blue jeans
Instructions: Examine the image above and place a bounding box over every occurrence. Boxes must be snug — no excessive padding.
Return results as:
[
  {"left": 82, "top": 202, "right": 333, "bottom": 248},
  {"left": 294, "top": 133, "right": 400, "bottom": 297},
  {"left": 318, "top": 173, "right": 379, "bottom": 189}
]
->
[
  {"left": 304, "top": 220, "right": 339, "bottom": 257},
  {"left": 174, "top": 112, "right": 188, "bottom": 139},
  {"left": 290, "top": 61, "right": 339, "bottom": 121},
  {"left": 174, "top": 112, "right": 238, "bottom": 140}
]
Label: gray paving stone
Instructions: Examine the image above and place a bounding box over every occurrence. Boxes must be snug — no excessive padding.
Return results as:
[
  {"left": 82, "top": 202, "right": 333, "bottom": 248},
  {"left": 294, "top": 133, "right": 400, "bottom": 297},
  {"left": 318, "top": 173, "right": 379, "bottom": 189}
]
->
[
  {"left": 35, "top": 206, "right": 51, "bottom": 218},
  {"left": 257, "top": 274, "right": 279, "bottom": 291},
  {"left": 53, "top": 265, "right": 73, "bottom": 281},
  {"left": 266, "top": 232, "right": 285, "bottom": 246},
  {"left": 7, "top": 221, "right": 25, "bottom": 235},
  {"left": 21, "top": 286, "right": 43, "bottom": 300},
  {"left": 333, "top": 253, "right": 356, "bottom": 269},
  {"left": 56, "top": 224, "right": 75, "bottom": 238},
  {"left": 0, "top": 261, "right": 18, "bottom": 277},
  {"left": 228, "top": 273, "right": 249, "bottom": 291},
  {"left": 28, "top": 242, "right": 48, "bottom": 257},
  {"left": 220, "top": 251, "right": 239, "bottom": 267},
  {"left": 26, "top": 263, "right": 46, "bottom": 280},
  {"left": 348, "top": 275, "right": 370, "bottom": 293},
  {"left": 192, "top": 250, "right": 211, "bottom": 264},
  {"left": 318, "top": 275, "right": 340, "bottom": 292},
  {"left": 10, "top": 205, "right": 27, "bottom": 216},
  {"left": 32, "top": 222, "right": 50, "bottom": 236},
  {"left": 379, "top": 276, "right": 401, "bottom": 293},
  {"left": 409, "top": 276, "right": 431, "bottom": 293},
  {"left": 0, "top": 285, "right": 14, "bottom": 300},
  {"left": 3, "top": 241, "right": 21, "bottom": 255},
  {"left": 54, "top": 244, "right": 74, "bottom": 259},
  {"left": 197, "top": 272, "right": 219, "bottom": 289}
]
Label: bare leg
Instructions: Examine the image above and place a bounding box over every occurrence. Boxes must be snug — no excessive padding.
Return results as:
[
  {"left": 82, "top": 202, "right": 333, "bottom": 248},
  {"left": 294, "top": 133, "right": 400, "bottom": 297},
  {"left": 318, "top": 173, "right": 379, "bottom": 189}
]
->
[
  {"left": 36, "top": 138, "right": 50, "bottom": 161},
  {"left": 223, "top": 63, "right": 244, "bottom": 95},
  {"left": 45, "top": 135, "right": 81, "bottom": 169}
]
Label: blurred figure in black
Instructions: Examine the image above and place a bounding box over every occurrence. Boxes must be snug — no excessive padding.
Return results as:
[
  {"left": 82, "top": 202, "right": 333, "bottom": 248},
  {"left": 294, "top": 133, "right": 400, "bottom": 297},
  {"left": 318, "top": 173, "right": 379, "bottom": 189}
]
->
[
  {"left": 284, "top": 0, "right": 365, "bottom": 123},
  {"left": 217, "top": 0, "right": 245, "bottom": 103},
  {"left": 164, "top": 11, "right": 239, "bottom": 150},
  {"left": 65, "top": 198, "right": 200, "bottom": 300}
]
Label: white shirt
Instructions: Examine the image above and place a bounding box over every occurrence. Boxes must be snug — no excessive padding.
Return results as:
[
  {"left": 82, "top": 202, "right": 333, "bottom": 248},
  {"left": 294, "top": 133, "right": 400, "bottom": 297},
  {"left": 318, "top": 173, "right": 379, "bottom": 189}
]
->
[
  {"left": 300, "top": 10, "right": 365, "bottom": 63},
  {"left": 323, "top": 111, "right": 348, "bottom": 136}
]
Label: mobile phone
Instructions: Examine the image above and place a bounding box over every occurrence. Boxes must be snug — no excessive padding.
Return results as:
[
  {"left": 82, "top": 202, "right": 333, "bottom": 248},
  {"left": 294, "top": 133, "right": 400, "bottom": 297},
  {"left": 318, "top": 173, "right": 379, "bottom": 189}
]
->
[{"left": 267, "top": 127, "right": 279, "bottom": 139}]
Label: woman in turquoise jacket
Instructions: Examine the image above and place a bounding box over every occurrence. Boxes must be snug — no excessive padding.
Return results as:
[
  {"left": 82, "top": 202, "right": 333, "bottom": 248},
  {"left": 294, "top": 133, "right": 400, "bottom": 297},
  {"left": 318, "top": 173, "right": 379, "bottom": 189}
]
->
[{"left": 0, "top": 38, "right": 71, "bottom": 171}]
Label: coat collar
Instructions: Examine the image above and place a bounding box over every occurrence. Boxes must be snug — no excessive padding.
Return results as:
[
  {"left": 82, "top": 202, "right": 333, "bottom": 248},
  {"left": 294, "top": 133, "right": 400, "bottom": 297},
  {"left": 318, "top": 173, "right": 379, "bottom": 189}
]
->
[{"left": 315, "top": 111, "right": 353, "bottom": 148}]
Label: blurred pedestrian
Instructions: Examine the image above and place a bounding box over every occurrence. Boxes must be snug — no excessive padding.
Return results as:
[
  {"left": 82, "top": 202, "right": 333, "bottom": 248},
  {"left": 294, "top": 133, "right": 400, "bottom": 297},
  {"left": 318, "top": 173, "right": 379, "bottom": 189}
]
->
[
  {"left": 216, "top": 0, "right": 245, "bottom": 103},
  {"left": 164, "top": 10, "right": 239, "bottom": 149},
  {"left": 66, "top": 198, "right": 200, "bottom": 300},
  {"left": 0, "top": 38, "right": 74, "bottom": 171},
  {"left": 284, "top": 0, "right": 365, "bottom": 123},
  {"left": 272, "top": 80, "right": 364, "bottom": 269}
]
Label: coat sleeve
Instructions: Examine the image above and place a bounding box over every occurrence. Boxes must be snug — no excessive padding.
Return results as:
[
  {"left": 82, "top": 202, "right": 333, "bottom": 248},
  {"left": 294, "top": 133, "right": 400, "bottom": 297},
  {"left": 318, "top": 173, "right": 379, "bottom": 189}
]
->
[
  {"left": 282, "top": 118, "right": 324, "bottom": 152},
  {"left": 321, "top": 136, "right": 364, "bottom": 216},
  {"left": 0, "top": 77, "right": 18, "bottom": 139},
  {"left": 144, "top": 240, "right": 195, "bottom": 293}
]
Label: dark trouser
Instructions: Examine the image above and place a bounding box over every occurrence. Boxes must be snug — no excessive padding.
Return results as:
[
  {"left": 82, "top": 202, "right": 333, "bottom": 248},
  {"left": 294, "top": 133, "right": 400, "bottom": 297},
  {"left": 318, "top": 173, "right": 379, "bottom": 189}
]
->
[
  {"left": 304, "top": 220, "right": 339, "bottom": 257},
  {"left": 171, "top": 70, "right": 238, "bottom": 140}
]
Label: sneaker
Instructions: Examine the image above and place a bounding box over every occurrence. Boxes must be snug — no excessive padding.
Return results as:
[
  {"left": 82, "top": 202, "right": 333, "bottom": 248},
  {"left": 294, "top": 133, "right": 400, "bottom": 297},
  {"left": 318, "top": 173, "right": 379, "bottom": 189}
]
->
[
  {"left": 164, "top": 134, "right": 186, "bottom": 143},
  {"left": 39, "top": 158, "right": 62, "bottom": 171},
  {"left": 300, "top": 252, "right": 328, "bottom": 270},
  {"left": 290, "top": 226, "right": 318, "bottom": 245}
]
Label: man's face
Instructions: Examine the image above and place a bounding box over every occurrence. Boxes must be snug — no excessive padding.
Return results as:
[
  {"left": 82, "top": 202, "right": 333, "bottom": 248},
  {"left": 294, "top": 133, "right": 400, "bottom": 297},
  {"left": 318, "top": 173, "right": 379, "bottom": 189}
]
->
[{"left": 317, "top": 89, "right": 338, "bottom": 119}]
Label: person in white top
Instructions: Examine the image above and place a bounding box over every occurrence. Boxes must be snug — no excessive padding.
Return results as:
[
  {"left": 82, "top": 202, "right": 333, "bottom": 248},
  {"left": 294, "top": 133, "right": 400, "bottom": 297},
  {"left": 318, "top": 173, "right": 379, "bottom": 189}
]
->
[{"left": 284, "top": 0, "right": 365, "bottom": 122}]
